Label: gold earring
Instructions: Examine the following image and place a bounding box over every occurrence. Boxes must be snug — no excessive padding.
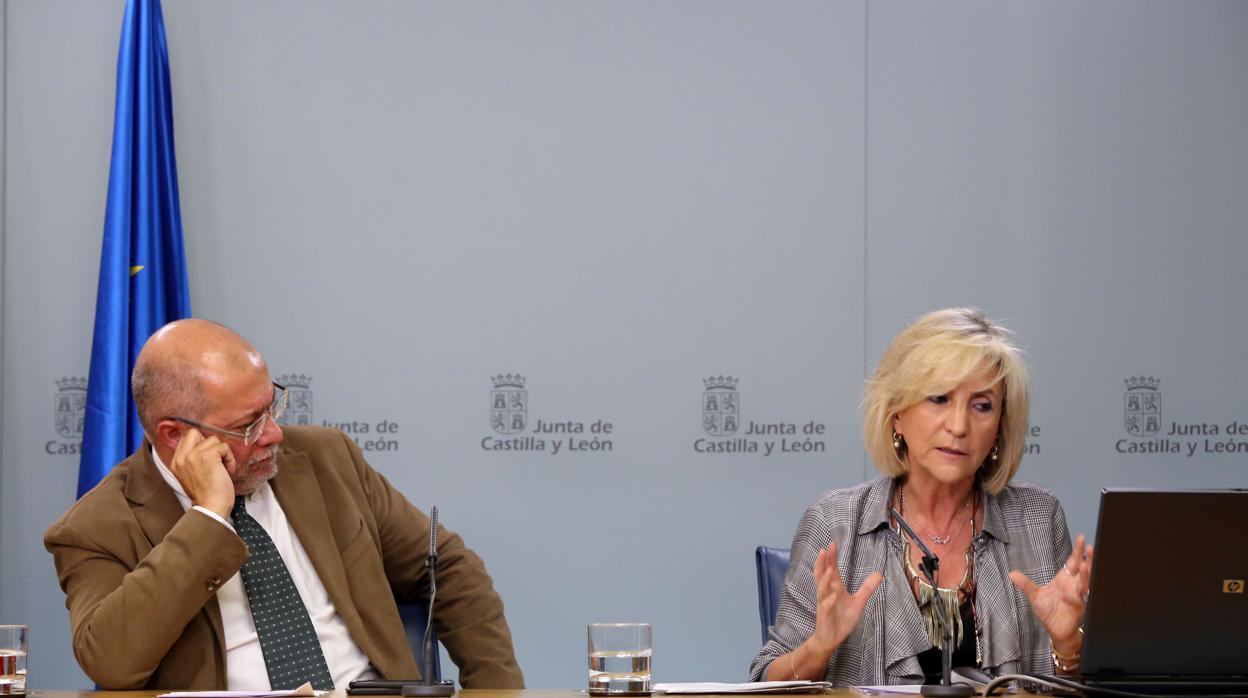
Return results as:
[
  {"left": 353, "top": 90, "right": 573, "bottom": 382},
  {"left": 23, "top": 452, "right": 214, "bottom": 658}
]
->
[
  {"left": 892, "top": 431, "right": 904, "bottom": 451},
  {"left": 990, "top": 444, "right": 1000, "bottom": 462}
]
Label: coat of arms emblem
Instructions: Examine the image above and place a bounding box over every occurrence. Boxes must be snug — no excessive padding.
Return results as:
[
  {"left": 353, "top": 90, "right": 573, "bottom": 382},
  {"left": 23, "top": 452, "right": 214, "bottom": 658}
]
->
[
  {"left": 491, "top": 374, "right": 527, "bottom": 434},
  {"left": 1123, "top": 376, "right": 1161, "bottom": 436},
  {"left": 277, "top": 374, "right": 314, "bottom": 426},
  {"left": 703, "top": 375, "right": 740, "bottom": 436},
  {"left": 55, "top": 377, "right": 87, "bottom": 439}
]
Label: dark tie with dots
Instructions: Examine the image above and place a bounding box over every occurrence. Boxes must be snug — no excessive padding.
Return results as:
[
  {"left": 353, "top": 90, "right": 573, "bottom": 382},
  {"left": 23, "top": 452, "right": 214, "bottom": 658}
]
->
[{"left": 232, "top": 496, "right": 335, "bottom": 690}]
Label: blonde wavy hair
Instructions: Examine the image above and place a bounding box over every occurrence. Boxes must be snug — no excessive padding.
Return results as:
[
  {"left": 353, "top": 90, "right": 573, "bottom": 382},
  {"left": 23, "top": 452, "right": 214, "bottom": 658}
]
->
[{"left": 862, "top": 308, "right": 1030, "bottom": 494}]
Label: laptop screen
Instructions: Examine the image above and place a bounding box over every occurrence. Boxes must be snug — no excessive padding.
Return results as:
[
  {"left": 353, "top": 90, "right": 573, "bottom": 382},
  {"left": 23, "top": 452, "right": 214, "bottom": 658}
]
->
[{"left": 1081, "top": 489, "right": 1248, "bottom": 678}]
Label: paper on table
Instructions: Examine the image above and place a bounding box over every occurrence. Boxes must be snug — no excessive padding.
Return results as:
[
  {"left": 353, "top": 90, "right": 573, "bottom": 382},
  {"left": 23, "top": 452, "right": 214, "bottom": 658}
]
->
[
  {"left": 654, "top": 681, "right": 833, "bottom": 694},
  {"left": 851, "top": 685, "right": 924, "bottom": 695},
  {"left": 159, "top": 681, "right": 321, "bottom": 698}
]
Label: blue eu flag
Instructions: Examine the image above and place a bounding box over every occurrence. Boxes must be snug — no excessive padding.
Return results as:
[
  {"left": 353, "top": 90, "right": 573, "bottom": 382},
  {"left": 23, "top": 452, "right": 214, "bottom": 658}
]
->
[{"left": 79, "top": 0, "right": 190, "bottom": 498}]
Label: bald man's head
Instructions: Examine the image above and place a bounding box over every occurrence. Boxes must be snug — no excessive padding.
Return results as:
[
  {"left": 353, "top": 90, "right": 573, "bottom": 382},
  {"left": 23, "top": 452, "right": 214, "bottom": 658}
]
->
[{"left": 131, "top": 319, "right": 267, "bottom": 436}]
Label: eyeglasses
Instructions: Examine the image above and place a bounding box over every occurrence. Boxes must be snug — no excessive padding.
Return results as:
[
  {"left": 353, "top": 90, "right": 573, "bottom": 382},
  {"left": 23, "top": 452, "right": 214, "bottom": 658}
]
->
[{"left": 170, "top": 382, "right": 289, "bottom": 446}]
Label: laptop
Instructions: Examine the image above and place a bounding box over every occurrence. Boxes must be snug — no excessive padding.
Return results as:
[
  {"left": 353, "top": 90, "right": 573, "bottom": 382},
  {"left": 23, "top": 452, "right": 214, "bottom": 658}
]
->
[{"left": 1079, "top": 488, "right": 1248, "bottom": 694}]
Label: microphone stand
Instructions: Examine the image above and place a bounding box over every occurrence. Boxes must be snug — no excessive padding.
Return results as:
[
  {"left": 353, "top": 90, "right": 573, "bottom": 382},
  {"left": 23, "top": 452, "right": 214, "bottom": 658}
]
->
[
  {"left": 891, "top": 507, "right": 974, "bottom": 698},
  {"left": 403, "top": 506, "right": 455, "bottom": 697}
]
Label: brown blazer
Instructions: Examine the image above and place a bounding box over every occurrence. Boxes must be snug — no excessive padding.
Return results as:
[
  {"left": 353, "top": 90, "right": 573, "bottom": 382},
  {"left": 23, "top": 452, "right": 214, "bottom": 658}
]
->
[{"left": 44, "top": 425, "right": 524, "bottom": 690}]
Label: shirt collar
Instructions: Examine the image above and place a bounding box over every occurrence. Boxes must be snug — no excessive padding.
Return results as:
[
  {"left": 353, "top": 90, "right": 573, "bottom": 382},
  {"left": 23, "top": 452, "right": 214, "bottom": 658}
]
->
[
  {"left": 858, "top": 476, "right": 896, "bottom": 535},
  {"left": 151, "top": 445, "right": 193, "bottom": 511},
  {"left": 980, "top": 485, "right": 1011, "bottom": 543},
  {"left": 857, "top": 474, "right": 1012, "bottom": 544}
]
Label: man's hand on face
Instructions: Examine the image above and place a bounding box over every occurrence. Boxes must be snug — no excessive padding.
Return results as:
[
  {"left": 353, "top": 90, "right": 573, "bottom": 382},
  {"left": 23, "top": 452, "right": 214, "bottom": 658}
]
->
[{"left": 170, "top": 427, "right": 238, "bottom": 520}]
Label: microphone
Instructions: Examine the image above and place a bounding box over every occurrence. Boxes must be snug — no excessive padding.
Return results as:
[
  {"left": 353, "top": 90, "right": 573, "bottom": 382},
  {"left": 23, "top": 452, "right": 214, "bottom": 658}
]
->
[
  {"left": 891, "top": 507, "right": 941, "bottom": 586},
  {"left": 891, "top": 507, "right": 974, "bottom": 698},
  {"left": 403, "top": 506, "right": 455, "bottom": 697}
]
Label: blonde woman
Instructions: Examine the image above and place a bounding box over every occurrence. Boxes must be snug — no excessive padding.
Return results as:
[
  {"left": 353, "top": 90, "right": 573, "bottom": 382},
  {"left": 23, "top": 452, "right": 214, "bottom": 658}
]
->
[{"left": 749, "top": 308, "right": 1092, "bottom": 685}]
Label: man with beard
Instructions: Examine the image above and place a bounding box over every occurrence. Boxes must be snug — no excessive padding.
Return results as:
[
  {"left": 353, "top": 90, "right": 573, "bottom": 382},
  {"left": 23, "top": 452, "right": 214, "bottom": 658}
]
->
[{"left": 45, "top": 320, "right": 523, "bottom": 690}]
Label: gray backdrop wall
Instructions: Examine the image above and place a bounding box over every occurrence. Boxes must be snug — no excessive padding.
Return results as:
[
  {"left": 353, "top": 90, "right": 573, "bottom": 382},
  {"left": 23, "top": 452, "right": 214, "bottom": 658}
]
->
[{"left": 2, "top": 0, "right": 1246, "bottom": 690}]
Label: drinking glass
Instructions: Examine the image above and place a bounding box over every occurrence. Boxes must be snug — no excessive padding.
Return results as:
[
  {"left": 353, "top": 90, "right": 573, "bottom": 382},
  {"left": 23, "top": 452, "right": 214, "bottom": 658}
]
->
[
  {"left": 0, "top": 625, "right": 27, "bottom": 696},
  {"left": 588, "top": 622, "right": 651, "bottom": 695}
]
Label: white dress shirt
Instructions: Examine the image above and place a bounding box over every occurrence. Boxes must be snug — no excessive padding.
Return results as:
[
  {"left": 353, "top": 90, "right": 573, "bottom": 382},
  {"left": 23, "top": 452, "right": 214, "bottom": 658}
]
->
[{"left": 152, "top": 447, "right": 378, "bottom": 689}]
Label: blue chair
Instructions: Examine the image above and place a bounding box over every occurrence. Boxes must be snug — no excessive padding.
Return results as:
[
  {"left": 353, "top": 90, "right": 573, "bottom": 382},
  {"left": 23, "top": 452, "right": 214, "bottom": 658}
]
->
[
  {"left": 397, "top": 598, "right": 442, "bottom": 681},
  {"left": 754, "top": 546, "right": 791, "bottom": 644}
]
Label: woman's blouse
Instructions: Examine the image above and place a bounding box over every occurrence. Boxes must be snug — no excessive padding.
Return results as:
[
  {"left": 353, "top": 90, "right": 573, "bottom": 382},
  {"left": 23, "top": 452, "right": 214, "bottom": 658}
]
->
[{"left": 748, "top": 476, "right": 1071, "bottom": 685}]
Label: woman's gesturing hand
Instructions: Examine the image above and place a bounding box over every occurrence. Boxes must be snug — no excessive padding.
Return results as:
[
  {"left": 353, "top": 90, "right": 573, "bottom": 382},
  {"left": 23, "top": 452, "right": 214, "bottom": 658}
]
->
[
  {"left": 1010, "top": 533, "right": 1094, "bottom": 657},
  {"left": 809, "top": 540, "right": 884, "bottom": 655}
]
